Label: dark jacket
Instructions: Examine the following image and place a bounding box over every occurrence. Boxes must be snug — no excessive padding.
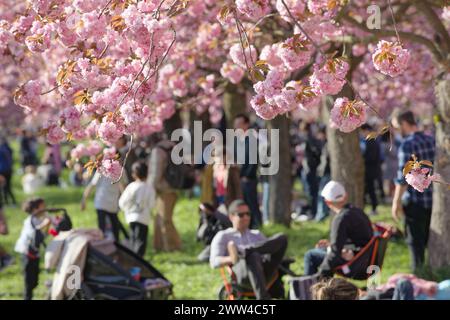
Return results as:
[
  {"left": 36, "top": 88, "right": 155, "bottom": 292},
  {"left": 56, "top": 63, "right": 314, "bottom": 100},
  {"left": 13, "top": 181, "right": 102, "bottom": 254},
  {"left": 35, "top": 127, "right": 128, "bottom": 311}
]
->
[{"left": 319, "top": 204, "right": 373, "bottom": 276}]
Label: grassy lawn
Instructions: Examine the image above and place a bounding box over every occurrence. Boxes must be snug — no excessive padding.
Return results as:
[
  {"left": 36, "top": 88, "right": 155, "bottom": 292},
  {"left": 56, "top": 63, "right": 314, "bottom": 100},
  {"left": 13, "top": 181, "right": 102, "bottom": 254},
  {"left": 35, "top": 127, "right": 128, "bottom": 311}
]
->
[
  {"left": 1, "top": 174, "right": 414, "bottom": 300},
  {"left": 0, "top": 141, "right": 437, "bottom": 299}
]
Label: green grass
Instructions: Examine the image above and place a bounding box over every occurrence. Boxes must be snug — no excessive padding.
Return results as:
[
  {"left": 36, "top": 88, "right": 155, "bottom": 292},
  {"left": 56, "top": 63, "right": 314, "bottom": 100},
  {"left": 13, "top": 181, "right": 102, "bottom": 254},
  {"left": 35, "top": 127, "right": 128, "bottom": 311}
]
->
[
  {"left": 0, "top": 141, "right": 438, "bottom": 299},
  {"left": 1, "top": 175, "right": 414, "bottom": 300}
]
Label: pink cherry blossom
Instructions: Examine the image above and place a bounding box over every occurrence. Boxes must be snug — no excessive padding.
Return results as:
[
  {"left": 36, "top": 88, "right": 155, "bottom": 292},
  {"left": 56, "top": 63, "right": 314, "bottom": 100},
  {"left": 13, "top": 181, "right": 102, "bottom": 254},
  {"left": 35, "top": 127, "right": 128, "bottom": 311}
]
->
[
  {"left": 372, "top": 41, "right": 410, "bottom": 77},
  {"left": 70, "top": 144, "right": 88, "bottom": 160},
  {"left": 279, "top": 35, "right": 312, "bottom": 71},
  {"left": 60, "top": 106, "right": 81, "bottom": 132},
  {"left": 330, "top": 98, "right": 367, "bottom": 133},
  {"left": 14, "top": 80, "right": 42, "bottom": 110},
  {"left": 86, "top": 141, "right": 102, "bottom": 157},
  {"left": 98, "top": 120, "right": 124, "bottom": 146},
  {"left": 253, "top": 69, "right": 285, "bottom": 104},
  {"left": 405, "top": 168, "right": 433, "bottom": 193},
  {"left": 220, "top": 61, "right": 245, "bottom": 84},
  {"left": 284, "top": 80, "right": 321, "bottom": 110},
  {"left": 276, "top": 0, "right": 306, "bottom": 22},
  {"left": 25, "top": 21, "right": 52, "bottom": 53},
  {"left": 310, "top": 58, "right": 349, "bottom": 95},
  {"left": 250, "top": 94, "right": 280, "bottom": 120},
  {"left": 99, "top": 159, "right": 122, "bottom": 181},
  {"left": 260, "top": 44, "right": 284, "bottom": 69},
  {"left": 229, "top": 43, "right": 258, "bottom": 69},
  {"left": 44, "top": 120, "right": 66, "bottom": 145},
  {"left": 307, "top": 0, "right": 340, "bottom": 18},
  {"left": 103, "top": 147, "right": 118, "bottom": 160},
  {"left": 235, "top": 0, "right": 270, "bottom": 20}
]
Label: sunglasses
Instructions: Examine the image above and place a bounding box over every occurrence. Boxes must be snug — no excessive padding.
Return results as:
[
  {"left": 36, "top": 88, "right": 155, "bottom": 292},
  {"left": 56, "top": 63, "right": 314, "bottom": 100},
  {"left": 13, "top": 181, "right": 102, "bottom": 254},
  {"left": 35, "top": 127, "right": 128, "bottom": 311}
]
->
[{"left": 235, "top": 211, "right": 250, "bottom": 218}]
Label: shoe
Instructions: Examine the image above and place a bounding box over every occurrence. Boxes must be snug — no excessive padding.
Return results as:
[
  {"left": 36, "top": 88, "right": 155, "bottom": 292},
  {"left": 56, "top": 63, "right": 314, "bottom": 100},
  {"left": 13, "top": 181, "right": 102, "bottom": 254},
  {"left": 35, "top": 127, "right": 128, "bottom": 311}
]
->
[
  {"left": 369, "top": 210, "right": 379, "bottom": 216},
  {"left": 227, "top": 241, "right": 239, "bottom": 265}
]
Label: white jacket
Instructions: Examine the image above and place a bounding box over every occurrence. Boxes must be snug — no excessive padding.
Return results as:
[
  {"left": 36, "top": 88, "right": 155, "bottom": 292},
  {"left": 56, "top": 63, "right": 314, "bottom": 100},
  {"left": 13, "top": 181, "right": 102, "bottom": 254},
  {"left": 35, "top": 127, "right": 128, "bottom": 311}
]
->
[{"left": 119, "top": 181, "right": 155, "bottom": 225}]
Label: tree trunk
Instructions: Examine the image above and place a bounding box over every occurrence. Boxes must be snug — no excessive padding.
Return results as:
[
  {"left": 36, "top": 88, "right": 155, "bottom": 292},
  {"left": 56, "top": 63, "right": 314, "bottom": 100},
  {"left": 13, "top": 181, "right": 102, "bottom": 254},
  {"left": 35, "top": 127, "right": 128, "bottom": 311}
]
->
[
  {"left": 223, "top": 83, "right": 247, "bottom": 127},
  {"left": 428, "top": 76, "right": 450, "bottom": 269},
  {"left": 322, "top": 95, "right": 365, "bottom": 208},
  {"left": 268, "top": 115, "right": 292, "bottom": 226}
]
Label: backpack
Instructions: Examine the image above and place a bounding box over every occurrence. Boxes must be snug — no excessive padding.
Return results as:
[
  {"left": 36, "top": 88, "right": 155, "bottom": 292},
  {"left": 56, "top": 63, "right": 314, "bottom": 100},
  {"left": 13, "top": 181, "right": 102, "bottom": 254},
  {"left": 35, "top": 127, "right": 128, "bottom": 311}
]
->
[{"left": 158, "top": 145, "right": 196, "bottom": 190}]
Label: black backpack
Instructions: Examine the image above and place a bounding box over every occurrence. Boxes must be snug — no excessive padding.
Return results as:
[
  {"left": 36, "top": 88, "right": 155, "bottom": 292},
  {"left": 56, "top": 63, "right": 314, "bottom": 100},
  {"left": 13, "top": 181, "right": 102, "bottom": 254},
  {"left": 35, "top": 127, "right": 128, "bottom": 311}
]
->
[{"left": 158, "top": 145, "right": 196, "bottom": 190}]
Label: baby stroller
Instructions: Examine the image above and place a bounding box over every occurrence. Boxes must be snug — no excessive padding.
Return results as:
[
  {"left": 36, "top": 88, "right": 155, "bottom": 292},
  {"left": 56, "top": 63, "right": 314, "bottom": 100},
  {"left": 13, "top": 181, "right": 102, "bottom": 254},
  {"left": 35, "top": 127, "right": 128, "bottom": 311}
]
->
[
  {"left": 44, "top": 208, "right": 172, "bottom": 300},
  {"left": 217, "top": 258, "right": 297, "bottom": 300},
  {"left": 70, "top": 240, "right": 173, "bottom": 300}
]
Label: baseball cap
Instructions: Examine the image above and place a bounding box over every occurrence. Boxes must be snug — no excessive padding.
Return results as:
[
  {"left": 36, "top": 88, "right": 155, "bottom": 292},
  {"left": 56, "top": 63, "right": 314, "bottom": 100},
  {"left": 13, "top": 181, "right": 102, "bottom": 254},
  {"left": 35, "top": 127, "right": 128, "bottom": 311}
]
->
[{"left": 321, "top": 181, "right": 347, "bottom": 202}]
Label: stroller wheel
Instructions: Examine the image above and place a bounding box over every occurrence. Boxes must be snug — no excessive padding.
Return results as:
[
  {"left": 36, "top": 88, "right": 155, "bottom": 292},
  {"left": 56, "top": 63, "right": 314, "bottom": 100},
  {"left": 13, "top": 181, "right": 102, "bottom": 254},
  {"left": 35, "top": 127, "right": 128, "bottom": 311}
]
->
[{"left": 217, "top": 284, "right": 243, "bottom": 300}]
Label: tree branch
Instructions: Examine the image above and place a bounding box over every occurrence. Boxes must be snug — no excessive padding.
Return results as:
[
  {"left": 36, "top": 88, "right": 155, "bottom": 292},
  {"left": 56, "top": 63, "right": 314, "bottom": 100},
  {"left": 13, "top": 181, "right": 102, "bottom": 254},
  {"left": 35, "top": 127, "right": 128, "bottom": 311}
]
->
[{"left": 342, "top": 15, "right": 447, "bottom": 66}]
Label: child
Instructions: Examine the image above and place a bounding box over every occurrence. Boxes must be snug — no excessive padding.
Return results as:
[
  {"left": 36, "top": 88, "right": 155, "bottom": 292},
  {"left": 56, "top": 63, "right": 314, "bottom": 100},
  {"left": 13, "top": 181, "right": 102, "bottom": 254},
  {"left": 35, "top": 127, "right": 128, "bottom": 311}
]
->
[
  {"left": 119, "top": 161, "right": 155, "bottom": 257},
  {"left": 22, "top": 165, "right": 44, "bottom": 195},
  {"left": 81, "top": 165, "right": 125, "bottom": 241},
  {"left": 15, "top": 198, "right": 51, "bottom": 300}
]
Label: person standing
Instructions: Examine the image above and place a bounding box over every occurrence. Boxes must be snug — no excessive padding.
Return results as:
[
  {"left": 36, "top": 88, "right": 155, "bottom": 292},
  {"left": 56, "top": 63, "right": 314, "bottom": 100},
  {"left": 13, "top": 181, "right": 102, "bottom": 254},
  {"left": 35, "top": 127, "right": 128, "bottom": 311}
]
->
[
  {"left": 300, "top": 123, "right": 322, "bottom": 219},
  {"left": 233, "top": 114, "right": 262, "bottom": 229},
  {"left": 19, "top": 130, "right": 38, "bottom": 169},
  {"left": 119, "top": 161, "right": 155, "bottom": 257},
  {"left": 360, "top": 124, "right": 382, "bottom": 215},
  {"left": 316, "top": 126, "right": 331, "bottom": 222},
  {"left": 391, "top": 111, "right": 435, "bottom": 273},
  {"left": 81, "top": 168, "right": 126, "bottom": 241},
  {"left": 0, "top": 136, "right": 16, "bottom": 205},
  {"left": 148, "top": 138, "right": 182, "bottom": 252},
  {"left": 42, "top": 143, "right": 62, "bottom": 186}
]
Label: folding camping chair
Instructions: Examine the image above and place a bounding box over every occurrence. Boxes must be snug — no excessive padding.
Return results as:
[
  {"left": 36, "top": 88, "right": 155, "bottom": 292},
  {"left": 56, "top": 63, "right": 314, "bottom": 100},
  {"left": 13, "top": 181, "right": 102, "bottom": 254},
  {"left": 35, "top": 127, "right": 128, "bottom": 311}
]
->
[
  {"left": 217, "top": 258, "right": 296, "bottom": 300},
  {"left": 333, "top": 223, "right": 392, "bottom": 280}
]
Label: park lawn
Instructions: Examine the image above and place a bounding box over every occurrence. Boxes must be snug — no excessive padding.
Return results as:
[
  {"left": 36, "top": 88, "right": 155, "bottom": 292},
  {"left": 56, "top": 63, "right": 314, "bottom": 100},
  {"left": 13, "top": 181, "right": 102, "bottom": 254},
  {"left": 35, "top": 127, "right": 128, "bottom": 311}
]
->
[{"left": 1, "top": 172, "right": 414, "bottom": 300}]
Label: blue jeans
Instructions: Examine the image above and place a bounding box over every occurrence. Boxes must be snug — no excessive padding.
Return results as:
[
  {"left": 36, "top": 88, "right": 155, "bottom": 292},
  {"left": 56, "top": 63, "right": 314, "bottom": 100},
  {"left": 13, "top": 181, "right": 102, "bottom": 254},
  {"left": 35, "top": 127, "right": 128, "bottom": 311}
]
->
[
  {"left": 316, "top": 174, "right": 331, "bottom": 222},
  {"left": 262, "top": 182, "right": 270, "bottom": 224},
  {"left": 301, "top": 169, "right": 319, "bottom": 217},
  {"left": 392, "top": 279, "right": 415, "bottom": 300},
  {"left": 304, "top": 248, "right": 327, "bottom": 275}
]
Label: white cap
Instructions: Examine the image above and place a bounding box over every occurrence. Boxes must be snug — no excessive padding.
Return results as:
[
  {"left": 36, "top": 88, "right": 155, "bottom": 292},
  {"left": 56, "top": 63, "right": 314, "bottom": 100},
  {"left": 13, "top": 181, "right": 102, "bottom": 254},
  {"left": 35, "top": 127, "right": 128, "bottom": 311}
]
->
[{"left": 321, "top": 181, "right": 347, "bottom": 202}]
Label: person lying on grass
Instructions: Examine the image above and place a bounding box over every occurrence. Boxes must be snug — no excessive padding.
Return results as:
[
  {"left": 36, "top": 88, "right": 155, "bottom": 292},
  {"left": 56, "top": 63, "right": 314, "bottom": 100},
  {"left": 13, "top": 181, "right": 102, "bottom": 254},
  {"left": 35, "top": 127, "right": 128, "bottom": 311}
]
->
[
  {"left": 209, "top": 199, "right": 288, "bottom": 300},
  {"left": 303, "top": 181, "right": 373, "bottom": 278}
]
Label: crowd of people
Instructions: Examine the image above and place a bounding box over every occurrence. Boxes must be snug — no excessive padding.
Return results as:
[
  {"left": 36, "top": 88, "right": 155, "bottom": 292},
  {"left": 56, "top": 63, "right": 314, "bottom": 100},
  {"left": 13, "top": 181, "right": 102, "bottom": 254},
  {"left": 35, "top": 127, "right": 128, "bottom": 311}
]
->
[{"left": 0, "top": 110, "right": 446, "bottom": 300}]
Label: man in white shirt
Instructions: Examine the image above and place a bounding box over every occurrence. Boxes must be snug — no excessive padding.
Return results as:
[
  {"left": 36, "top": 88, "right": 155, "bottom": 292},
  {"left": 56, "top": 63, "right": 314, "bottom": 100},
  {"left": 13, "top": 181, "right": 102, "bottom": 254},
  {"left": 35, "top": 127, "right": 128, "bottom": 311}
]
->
[{"left": 209, "top": 200, "right": 288, "bottom": 300}]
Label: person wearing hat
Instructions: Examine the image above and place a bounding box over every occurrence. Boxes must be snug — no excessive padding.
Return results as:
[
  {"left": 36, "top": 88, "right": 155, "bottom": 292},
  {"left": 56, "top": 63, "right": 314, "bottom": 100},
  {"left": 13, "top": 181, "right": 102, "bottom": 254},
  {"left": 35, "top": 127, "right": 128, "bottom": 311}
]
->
[
  {"left": 209, "top": 199, "right": 288, "bottom": 299},
  {"left": 303, "top": 181, "right": 373, "bottom": 277}
]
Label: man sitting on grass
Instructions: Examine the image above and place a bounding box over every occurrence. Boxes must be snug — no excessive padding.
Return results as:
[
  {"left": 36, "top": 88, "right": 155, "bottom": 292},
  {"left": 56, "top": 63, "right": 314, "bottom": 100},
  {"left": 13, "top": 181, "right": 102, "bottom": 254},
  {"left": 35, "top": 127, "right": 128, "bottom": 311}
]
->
[
  {"left": 304, "top": 181, "right": 373, "bottom": 277},
  {"left": 209, "top": 199, "right": 288, "bottom": 300}
]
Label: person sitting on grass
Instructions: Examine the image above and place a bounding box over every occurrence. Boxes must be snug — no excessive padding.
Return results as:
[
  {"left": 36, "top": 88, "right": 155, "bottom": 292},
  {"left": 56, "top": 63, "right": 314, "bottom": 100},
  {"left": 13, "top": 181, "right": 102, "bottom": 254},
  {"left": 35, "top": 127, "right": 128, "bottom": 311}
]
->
[
  {"left": 119, "top": 161, "right": 155, "bottom": 257},
  {"left": 14, "top": 197, "right": 51, "bottom": 300},
  {"left": 209, "top": 199, "right": 288, "bottom": 300},
  {"left": 303, "top": 181, "right": 373, "bottom": 278}
]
